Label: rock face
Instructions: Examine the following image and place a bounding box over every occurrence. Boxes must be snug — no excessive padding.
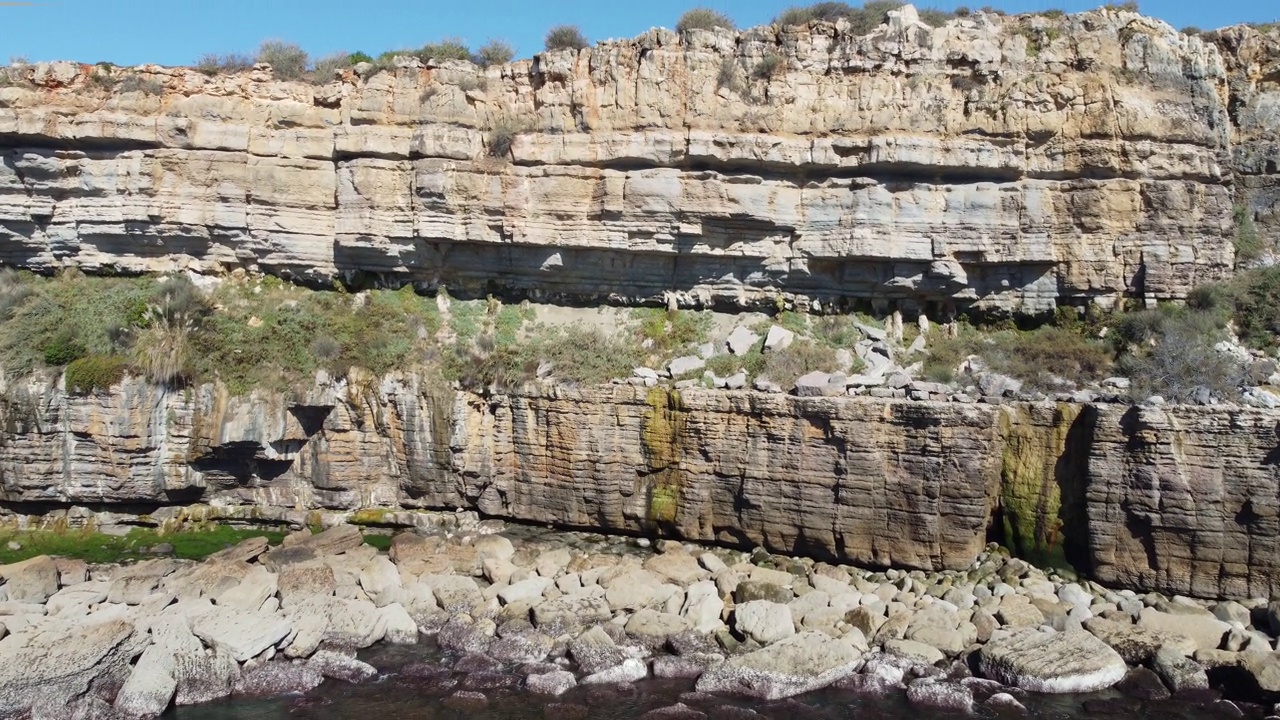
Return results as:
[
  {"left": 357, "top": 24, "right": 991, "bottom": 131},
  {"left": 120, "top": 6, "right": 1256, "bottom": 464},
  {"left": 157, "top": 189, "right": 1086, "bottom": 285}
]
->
[
  {"left": 5, "top": 371, "right": 1280, "bottom": 595},
  {"left": 1, "top": 8, "right": 1270, "bottom": 316}
]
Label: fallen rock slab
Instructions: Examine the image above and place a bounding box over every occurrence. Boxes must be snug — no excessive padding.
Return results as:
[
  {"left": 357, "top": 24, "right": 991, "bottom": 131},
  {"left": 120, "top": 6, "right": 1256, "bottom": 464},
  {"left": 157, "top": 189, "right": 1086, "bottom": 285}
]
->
[
  {"left": 979, "top": 629, "right": 1126, "bottom": 693},
  {"left": 695, "top": 631, "right": 861, "bottom": 700}
]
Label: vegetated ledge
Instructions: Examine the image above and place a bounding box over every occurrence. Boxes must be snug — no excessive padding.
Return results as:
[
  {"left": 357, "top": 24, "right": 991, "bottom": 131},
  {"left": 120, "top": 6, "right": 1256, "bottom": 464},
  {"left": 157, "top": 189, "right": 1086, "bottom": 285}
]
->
[
  {"left": 0, "top": 364, "right": 1278, "bottom": 603},
  {"left": 1, "top": 4, "right": 1273, "bottom": 316}
]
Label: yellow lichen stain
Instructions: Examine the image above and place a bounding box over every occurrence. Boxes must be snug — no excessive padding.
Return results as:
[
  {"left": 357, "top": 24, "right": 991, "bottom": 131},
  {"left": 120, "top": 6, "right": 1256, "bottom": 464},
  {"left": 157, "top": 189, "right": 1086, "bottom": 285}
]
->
[
  {"left": 998, "top": 403, "right": 1081, "bottom": 569},
  {"left": 641, "top": 387, "right": 685, "bottom": 525}
]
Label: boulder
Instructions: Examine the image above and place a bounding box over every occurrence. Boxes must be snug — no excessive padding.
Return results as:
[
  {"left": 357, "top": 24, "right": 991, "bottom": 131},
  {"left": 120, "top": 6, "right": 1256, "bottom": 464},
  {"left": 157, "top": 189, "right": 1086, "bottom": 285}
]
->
[
  {"left": 734, "top": 581, "right": 793, "bottom": 604},
  {"left": 979, "top": 629, "right": 1127, "bottom": 693},
  {"left": 906, "top": 678, "right": 974, "bottom": 713},
  {"left": 421, "top": 574, "right": 483, "bottom": 613},
  {"left": 380, "top": 603, "right": 419, "bottom": 645},
  {"left": 489, "top": 630, "right": 554, "bottom": 664},
  {"left": 695, "top": 631, "right": 861, "bottom": 700},
  {"left": 645, "top": 553, "right": 710, "bottom": 585},
  {"left": 734, "top": 600, "right": 794, "bottom": 644},
  {"left": 233, "top": 661, "right": 325, "bottom": 697},
  {"left": 190, "top": 607, "right": 293, "bottom": 663},
  {"left": 358, "top": 556, "right": 402, "bottom": 604},
  {"left": 681, "top": 581, "right": 726, "bottom": 633},
  {"left": 308, "top": 649, "right": 378, "bottom": 683},
  {"left": 1137, "top": 608, "right": 1228, "bottom": 653},
  {"left": 277, "top": 560, "right": 337, "bottom": 609},
  {"left": 726, "top": 326, "right": 760, "bottom": 356},
  {"left": 533, "top": 594, "right": 612, "bottom": 636},
  {"left": 669, "top": 356, "right": 707, "bottom": 376},
  {"left": 214, "top": 565, "right": 278, "bottom": 612},
  {"left": 527, "top": 670, "right": 577, "bottom": 696},
  {"left": 114, "top": 642, "right": 178, "bottom": 717},
  {"left": 1083, "top": 617, "right": 1195, "bottom": 663},
  {"left": 497, "top": 576, "right": 553, "bottom": 605},
  {"left": 763, "top": 326, "right": 795, "bottom": 352},
  {"left": 0, "top": 556, "right": 59, "bottom": 603},
  {"left": 582, "top": 658, "right": 648, "bottom": 685},
  {"left": 627, "top": 608, "right": 691, "bottom": 646},
  {"left": 0, "top": 618, "right": 144, "bottom": 717},
  {"left": 570, "top": 625, "right": 627, "bottom": 675},
  {"left": 207, "top": 536, "right": 270, "bottom": 564},
  {"left": 885, "top": 639, "right": 945, "bottom": 665},
  {"left": 1152, "top": 647, "right": 1209, "bottom": 693}
]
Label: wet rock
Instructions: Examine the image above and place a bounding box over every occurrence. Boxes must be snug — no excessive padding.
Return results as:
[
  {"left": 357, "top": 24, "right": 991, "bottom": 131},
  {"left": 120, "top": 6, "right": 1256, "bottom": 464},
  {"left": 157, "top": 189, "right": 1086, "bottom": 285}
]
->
[
  {"left": 583, "top": 658, "right": 648, "bottom": 685},
  {"left": 654, "top": 654, "right": 718, "bottom": 679},
  {"left": 527, "top": 670, "right": 577, "bottom": 696},
  {"left": 643, "top": 703, "right": 709, "bottom": 720},
  {"left": 489, "top": 630, "right": 555, "bottom": 664},
  {"left": 985, "top": 692, "right": 1029, "bottom": 715},
  {"left": 696, "top": 631, "right": 861, "bottom": 700},
  {"left": 461, "top": 671, "right": 520, "bottom": 691},
  {"left": 1114, "top": 667, "right": 1172, "bottom": 700},
  {"left": 906, "top": 677, "right": 974, "bottom": 713},
  {"left": 979, "top": 629, "right": 1127, "bottom": 693},
  {"left": 444, "top": 690, "right": 489, "bottom": 710},
  {"left": 455, "top": 653, "right": 503, "bottom": 673},
  {"left": 232, "top": 662, "right": 325, "bottom": 697},
  {"left": 307, "top": 650, "right": 377, "bottom": 684}
]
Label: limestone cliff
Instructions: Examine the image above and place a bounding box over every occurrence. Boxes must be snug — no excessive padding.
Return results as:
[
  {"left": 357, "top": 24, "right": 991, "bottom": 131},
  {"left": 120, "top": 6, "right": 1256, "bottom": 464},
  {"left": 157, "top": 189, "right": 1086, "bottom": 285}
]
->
[
  {"left": 2, "top": 369, "right": 1279, "bottom": 600},
  {"left": 2, "top": 6, "right": 1272, "bottom": 314}
]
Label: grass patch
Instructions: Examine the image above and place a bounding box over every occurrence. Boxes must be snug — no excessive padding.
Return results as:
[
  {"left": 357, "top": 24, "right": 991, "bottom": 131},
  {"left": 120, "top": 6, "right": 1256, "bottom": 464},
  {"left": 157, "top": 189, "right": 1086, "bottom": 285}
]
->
[
  {"left": 923, "top": 324, "right": 1112, "bottom": 391},
  {"left": 633, "top": 308, "right": 712, "bottom": 358},
  {"left": 0, "top": 526, "right": 289, "bottom": 565}
]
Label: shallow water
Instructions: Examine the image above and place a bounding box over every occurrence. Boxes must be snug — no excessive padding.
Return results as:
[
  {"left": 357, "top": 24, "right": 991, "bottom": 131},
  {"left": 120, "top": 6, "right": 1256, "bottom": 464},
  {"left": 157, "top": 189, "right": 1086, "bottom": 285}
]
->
[{"left": 164, "top": 643, "right": 1266, "bottom": 720}]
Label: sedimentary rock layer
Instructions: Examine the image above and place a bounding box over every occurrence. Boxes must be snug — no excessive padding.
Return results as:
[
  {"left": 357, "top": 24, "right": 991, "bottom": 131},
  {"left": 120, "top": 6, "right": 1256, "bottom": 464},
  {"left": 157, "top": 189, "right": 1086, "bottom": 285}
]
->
[
  {"left": 2, "top": 371, "right": 1279, "bottom": 599},
  {"left": 1, "top": 6, "right": 1270, "bottom": 313}
]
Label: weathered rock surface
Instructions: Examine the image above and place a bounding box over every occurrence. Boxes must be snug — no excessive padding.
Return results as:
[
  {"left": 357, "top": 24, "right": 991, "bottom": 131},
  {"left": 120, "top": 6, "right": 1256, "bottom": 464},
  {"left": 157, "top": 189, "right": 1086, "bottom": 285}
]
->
[
  {"left": 695, "top": 631, "right": 861, "bottom": 700},
  {"left": 979, "top": 629, "right": 1127, "bottom": 693}
]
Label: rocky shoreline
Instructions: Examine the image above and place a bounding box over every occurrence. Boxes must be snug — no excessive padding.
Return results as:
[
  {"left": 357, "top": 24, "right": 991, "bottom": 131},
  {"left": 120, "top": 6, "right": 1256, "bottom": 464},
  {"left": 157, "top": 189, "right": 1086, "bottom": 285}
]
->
[{"left": 4, "top": 520, "right": 1280, "bottom": 719}]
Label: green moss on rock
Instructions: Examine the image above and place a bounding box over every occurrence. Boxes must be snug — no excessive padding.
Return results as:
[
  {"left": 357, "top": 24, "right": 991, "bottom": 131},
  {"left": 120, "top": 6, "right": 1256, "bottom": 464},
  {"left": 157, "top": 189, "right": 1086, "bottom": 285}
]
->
[
  {"left": 998, "top": 404, "right": 1082, "bottom": 569},
  {"left": 641, "top": 387, "right": 684, "bottom": 525}
]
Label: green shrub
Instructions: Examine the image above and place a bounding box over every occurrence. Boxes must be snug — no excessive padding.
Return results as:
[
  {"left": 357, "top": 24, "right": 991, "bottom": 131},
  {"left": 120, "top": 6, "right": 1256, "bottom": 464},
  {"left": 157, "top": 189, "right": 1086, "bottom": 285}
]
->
[
  {"left": 194, "top": 52, "right": 254, "bottom": 75},
  {"left": 775, "top": 2, "right": 856, "bottom": 25},
  {"left": 310, "top": 51, "right": 353, "bottom": 81},
  {"left": 1193, "top": 267, "right": 1280, "bottom": 349},
  {"left": 758, "top": 340, "right": 841, "bottom": 386},
  {"left": 716, "top": 57, "right": 741, "bottom": 91},
  {"left": 925, "top": 324, "right": 1111, "bottom": 390},
  {"left": 256, "top": 40, "right": 308, "bottom": 81},
  {"left": 917, "top": 8, "right": 955, "bottom": 26},
  {"left": 474, "top": 40, "right": 515, "bottom": 67},
  {"left": 42, "top": 329, "right": 87, "bottom": 366},
  {"left": 487, "top": 117, "right": 523, "bottom": 157},
  {"left": 1117, "top": 310, "right": 1241, "bottom": 402},
  {"left": 705, "top": 353, "right": 743, "bottom": 377},
  {"left": 545, "top": 25, "right": 589, "bottom": 51},
  {"left": 118, "top": 75, "right": 164, "bottom": 95},
  {"left": 1103, "top": 1, "right": 1139, "bottom": 11},
  {"left": 633, "top": 308, "right": 712, "bottom": 358},
  {"left": 1038, "top": 8, "right": 1066, "bottom": 18},
  {"left": 1234, "top": 204, "right": 1266, "bottom": 264},
  {"left": 65, "top": 355, "right": 127, "bottom": 395},
  {"left": 417, "top": 38, "right": 472, "bottom": 63},
  {"left": 1180, "top": 26, "right": 1203, "bottom": 36},
  {"left": 752, "top": 54, "right": 785, "bottom": 79},
  {"left": 348, "top": 51, "right": 375, "bottom": 65},
  {"left": 677, "top": 8, "right": 736, "bottom": 32}
]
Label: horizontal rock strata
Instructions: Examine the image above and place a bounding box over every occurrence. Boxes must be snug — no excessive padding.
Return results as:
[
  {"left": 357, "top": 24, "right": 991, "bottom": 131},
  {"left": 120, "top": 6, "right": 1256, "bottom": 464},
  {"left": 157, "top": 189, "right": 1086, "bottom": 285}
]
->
[
  {"left": 3, "top": 6, "right": 1275, "bottom": 313},
  {"left": 2, "top": 371, "right": 1280, "bottom": 599}
]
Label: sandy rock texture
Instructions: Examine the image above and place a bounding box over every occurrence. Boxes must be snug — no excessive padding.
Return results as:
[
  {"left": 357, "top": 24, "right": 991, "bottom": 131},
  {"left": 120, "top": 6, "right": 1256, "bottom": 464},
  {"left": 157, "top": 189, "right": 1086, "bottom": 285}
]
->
[{"left": 1, "top": 6, "right": 1273, "bottom": 314}]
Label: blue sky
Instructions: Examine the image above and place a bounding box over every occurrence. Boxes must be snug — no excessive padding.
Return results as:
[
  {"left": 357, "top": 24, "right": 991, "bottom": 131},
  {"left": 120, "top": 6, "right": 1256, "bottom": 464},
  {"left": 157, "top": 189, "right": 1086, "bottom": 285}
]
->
[{"left": 2, "top": 0, "right": 1276, "bottom": 67}]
